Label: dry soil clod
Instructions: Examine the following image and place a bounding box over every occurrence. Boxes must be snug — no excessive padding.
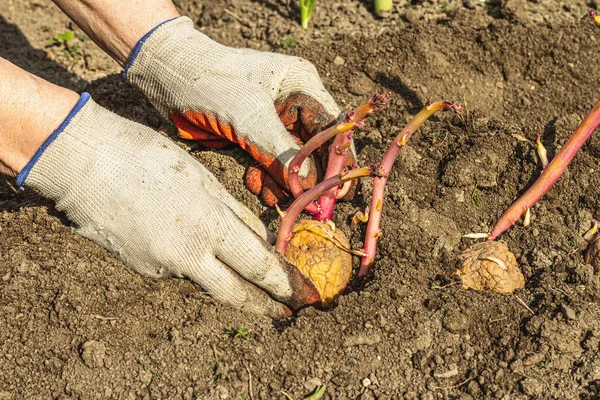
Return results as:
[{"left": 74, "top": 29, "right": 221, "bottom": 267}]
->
[{"left": 455, "top": 241, "right": 525, "bottom": 294}]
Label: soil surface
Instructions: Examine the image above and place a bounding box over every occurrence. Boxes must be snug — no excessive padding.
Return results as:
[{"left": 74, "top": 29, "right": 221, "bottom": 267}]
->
[{"left": 2, "top": 0, "right": 600, "bottom": 399}]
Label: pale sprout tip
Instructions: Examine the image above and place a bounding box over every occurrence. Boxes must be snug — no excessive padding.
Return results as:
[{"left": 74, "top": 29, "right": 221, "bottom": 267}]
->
[
  {"left": 275, "top": 204, "right": 286, "bottom": 219},
  {"left": 352, "top": 207, "right": 369, "bottom": 225},
  {"left": 477, "top": 255, "right": 508, "bottom": 271},
  {"left": 536, "top": 136, "right": 549, "bottom": 169},
  {"left": 462, "top": 233, "right": 489, "bottom": 239},
  {"left": 523, "top": 207, "right": 531, "bottom": 227}
]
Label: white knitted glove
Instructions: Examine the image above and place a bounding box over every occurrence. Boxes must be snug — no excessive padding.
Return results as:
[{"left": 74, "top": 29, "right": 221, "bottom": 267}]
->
[
  {"left": 16, "top": 93, "right": 320, "bottom": 318},
  {"left": 124, "top": 17, "right": 357, "bottom": 206}
]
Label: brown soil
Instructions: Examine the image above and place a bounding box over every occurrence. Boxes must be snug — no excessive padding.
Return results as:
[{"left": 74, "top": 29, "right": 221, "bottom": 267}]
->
[{"left": 2, "top": 0, "right": 600, "bottom": 399}]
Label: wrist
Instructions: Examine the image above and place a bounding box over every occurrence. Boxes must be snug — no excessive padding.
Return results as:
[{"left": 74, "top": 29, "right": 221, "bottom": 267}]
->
[
  {"left": 51, "top": 0, "right": 180, "bottom": 66},
  {"left": 16, "top": 93, "right": 90, "bottom": 187},
  {"left": 0, "top": 59, "right": 79, "bottom": 177},
  {"left": 116, "top": 10, "right": 182, "bottom": 66}
]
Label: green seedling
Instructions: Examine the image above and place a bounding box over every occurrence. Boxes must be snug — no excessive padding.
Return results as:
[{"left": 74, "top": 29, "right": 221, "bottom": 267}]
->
[
  {"left": 48, "top": 30, "right": 74, "bottom": 46},
  {"left": 48, "top": 31, "right": 81, "bottom": 59},
  {"left": 431, "top": 281, "right": 459, "bottom": 290},
  {"left": 225, "top": 325, "right": 249, "bottom": 340},
  {"left": 425, "top": 130, "right": 439, "bottom": 143},
  {"left": 280, "top": 36, "right": 299, "bottom": 48},
  {"left": 299, "top": 0, "right": 316, "bottom": 29}
]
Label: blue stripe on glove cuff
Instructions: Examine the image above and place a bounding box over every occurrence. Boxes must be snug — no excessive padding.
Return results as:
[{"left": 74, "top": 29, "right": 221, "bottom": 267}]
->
[
  {"left": 16, "top": 92, "right": 92, "bottom": 189},
  {"left": 122, "top": 17, "right": 179, "bottom": 83}
]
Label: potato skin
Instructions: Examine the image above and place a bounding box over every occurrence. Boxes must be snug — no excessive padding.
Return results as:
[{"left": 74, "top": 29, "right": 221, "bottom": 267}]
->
[
  {"left": 455, "top": 241, "right": 525, "bottom": 294},
  {"left": 284, "top": 220, "right": 353, "bottom": 306}
]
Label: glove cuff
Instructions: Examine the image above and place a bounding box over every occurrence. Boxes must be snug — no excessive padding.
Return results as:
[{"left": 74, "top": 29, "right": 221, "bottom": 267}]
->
[
  {"left": 16, "top": 92, "right": 92, "bottom": 189},
  {"left": 122, "top": 16, "right": 225, "bottom": 117},
  {"left": 122, "top": 16, "right": 180, "bottom": 83}
]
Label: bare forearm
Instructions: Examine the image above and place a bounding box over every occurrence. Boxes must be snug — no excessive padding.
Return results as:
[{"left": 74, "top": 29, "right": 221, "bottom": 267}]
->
[
  {"left": 51, "top": 0, "right": 180, "bottom": 66},
  {"left": 0, "top": 58, "right": 79, "bottom": 177}
]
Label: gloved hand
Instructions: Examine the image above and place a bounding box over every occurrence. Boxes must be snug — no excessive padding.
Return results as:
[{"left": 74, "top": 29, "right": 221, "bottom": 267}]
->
[
  {"left": 124, "top": 16, "right": 357, "bottom": 206},
  {"left": 16, "top": 93, "right": 320, "bottom": 318}
]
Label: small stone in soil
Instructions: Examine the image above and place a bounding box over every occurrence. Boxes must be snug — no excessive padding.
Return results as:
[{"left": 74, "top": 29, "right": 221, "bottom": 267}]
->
[
  {"left": 443, "top": 310, "right": 469, "bottom": 333},
  {"left": 80, "top": 340, "right": 106, "bottom": 369},
  {"left": 520, "top": 377, "right": 543, "bottom": 396},
  {"left": 560, "top": 303, "right": 576, "bottom": 320}
]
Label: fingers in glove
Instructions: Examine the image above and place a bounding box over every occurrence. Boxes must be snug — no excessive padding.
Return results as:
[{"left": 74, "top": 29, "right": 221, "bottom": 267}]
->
[
  {"left": 190, "top": 257, "right": 292, "bottom": 319},
  {"left": 200, "top": 173, "right": 275, "bottom": 243},
  {"left": 171, "top": 113, "right": 231, "bottom": 149},
  {"left": 231, "top": 99, "right": 319, "bottom": 192},
  {"left": 173, "top": 108, "right": 318, "bottom": 193},
  {"left": 216, "top": 219, "right": 321, "bottom": 310},
  {"left": 260, "top": 174, "right": 288, "bottom": 207},
  {"left": 275, "top": 93, "right": 337, "bottom": 138},
  {"left": 275, "top": 95, "right": 332, "bottom": 171},
  {"left": 245, "top": 164, "right": 290, "bottom": 207},
  {"left": 244, "top": 164, "right": 266, "bottom": 196},
  {"left": 278, "top": 58, "right": 341, "bottom": 127}
]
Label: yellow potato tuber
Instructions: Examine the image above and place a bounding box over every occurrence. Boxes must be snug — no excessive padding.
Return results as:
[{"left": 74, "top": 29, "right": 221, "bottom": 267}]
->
[
  {"left": 284, "top": 220, "right": 353, "bottom": 306},
  {"left": 455, "top": 241, "right": 525, "bottom": 294}
]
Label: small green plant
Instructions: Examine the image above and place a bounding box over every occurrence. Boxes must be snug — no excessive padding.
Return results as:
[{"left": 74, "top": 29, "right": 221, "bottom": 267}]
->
[
  {"left": 425, "top": 130, "right": 439, "bottom": 143},
  {"left": 440, "top": 4, "right": 451, "bottom": 15},
  {"left": 48, "top": 31, "right": 81, "bottom": 59},
  {"left": 225, "top": 325, "right": 249, "bottom": 340},
  {"left": 374, "top": 0, "right": 393, "bottom": 14},
  {"left": 430, "top": 281, "right": 458, "bottom": 290},
  {"left": 299, "top": 0, "right": 316, "bottom": 29},
  {"left": 48, "top": 31, "right": 74, "bottom": 46},
  {"left": 280, "top": 36, "right": 299, "bottom": 48}
]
